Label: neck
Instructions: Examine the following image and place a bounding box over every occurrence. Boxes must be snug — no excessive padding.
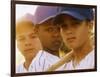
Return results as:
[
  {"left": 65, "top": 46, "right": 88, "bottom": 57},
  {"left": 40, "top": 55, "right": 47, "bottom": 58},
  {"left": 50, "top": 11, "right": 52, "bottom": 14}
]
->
[
  {"left": 44, "top": 48, "right": 59, "bottom": 57},
  {"left": 24, "top": 57, "right": 33, "bottom": 70},
  {"left": 73, "top": 40, "right": 93, "bottom": 64}
]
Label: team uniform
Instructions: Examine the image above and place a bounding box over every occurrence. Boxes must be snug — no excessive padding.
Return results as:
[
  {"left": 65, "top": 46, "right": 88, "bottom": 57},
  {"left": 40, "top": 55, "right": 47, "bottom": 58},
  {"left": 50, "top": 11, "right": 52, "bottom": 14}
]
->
[
  {"left": 16, "top": 50, "right": 60, "bottom": 73},
  {"left": 63, "top": 50, "right": 95, "bottom": 70}
]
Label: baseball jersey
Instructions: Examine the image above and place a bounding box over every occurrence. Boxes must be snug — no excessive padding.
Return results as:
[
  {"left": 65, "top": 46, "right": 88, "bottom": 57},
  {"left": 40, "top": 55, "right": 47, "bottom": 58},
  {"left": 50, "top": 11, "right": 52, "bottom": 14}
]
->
[
  {"left": 16, "top": 50, "right": 60, "bottom": 73},
  {"left": 64, "top": 49, "right": 95, "bottom": 70}
]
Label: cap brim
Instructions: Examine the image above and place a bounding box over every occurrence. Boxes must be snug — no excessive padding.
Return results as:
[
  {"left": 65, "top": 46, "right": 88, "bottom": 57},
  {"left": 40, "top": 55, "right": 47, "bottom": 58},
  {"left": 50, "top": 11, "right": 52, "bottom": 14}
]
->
[
  {"left": 35, "top": 6, "right": 59, "bottom": 24},
  {"left": 37, "top": 14, "right": 57, "bottom": 24},
  {"left": 60, "top": 11, "right": 86, "bottom": 20}
]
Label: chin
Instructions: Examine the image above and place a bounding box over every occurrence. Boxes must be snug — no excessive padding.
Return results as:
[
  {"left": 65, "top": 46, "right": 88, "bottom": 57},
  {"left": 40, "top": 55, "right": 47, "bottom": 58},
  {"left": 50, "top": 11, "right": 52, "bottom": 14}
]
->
[{"left": 68, "top": 44, "right": 76, "bottom": 49}]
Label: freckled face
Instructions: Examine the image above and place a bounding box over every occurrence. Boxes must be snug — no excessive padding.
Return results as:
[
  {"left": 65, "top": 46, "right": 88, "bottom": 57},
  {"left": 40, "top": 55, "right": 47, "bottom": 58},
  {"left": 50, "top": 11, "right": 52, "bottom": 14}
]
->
[
  {"left": 16, "top": 21, "right": 42, "bottom": 59},
  {"left": 60, "top": 15, "right": 90, "bottom": 50},
  {"left": 36, "top": 19, "right": 62, "bottom": 52}
]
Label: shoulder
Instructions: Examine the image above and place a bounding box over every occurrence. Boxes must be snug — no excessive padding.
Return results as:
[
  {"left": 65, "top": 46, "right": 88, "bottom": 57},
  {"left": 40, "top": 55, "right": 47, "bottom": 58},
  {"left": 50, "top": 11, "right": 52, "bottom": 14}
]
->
[
  {"left": 16, "top": 63, "right": 24, "bottom": 73},
  {"left": 79, "top": 49, "right": 95, "bottom": 69},
  {"left": 42, "top": 50, "right": 60, "bottom": 64},
  {"left": 85, "top": 49, "right": 94, "bottom": 61},
  {"left": 43, "top": 50, "right": 60, "bottom": 59},
  {"left": 36, "top": 50, "right": 60, "bottom": 64}
]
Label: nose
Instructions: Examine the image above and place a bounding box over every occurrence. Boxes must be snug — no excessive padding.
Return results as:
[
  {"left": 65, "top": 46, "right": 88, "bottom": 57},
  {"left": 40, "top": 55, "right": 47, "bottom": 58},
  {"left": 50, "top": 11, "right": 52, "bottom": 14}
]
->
[
  {"left": 62, "top": 25, "right": 73, "bottom": 35},
  {"left": 53, "top": 32, "right": 61, "bottom": 38},
  {"left": 24, "top": 38, "right": 32, "bottom": 46},
  {"left": 66, "top": 29, "right": 73, "bottom": 35},
  {"left": 25, "top": 41, "right": 32, "bottom": 46},
  {"left": 52, "top": 29, "right": 61, "bottom": 38}
]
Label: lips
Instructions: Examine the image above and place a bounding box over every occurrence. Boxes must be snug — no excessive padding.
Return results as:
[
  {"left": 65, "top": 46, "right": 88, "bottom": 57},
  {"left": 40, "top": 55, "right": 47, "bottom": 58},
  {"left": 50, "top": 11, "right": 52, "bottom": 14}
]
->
[
  {"left": 53, "top": 40, "right": 61, "bottom": 45},
  {"left": 24, "top": 48, "right": 34, "bottom": 52},
  {"left": 67, "top": 37, "right": 76, "bottom": 43}
]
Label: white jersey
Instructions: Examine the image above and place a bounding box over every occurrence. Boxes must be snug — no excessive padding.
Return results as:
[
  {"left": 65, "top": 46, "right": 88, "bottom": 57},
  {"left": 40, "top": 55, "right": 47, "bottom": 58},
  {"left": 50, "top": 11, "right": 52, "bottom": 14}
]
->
[
  {"left": 16, "top": 50, "right": 60, "bottom": 73},
  {"left": 64, "top": 50, "right": 95, "bottom": 70}
]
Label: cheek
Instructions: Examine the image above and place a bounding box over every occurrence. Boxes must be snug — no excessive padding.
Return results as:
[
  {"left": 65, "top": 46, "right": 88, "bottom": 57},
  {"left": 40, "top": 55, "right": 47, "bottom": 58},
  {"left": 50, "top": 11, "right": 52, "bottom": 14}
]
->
[
  {"left": 76, "top": 28, "right": 89, "bottom": 44},
  {"left": 38, "top": 33, "right": 47, "bottom": 41},
  {"left": 61, "top": 31, "right": 67, "bottom": 44},
  {"left": 31, "top": 38, "right": 42, "bottom": 49},
  {"left": 40, "top": 33, "right": 52, "bottom": 43},
  {"left": 17, "top": 42, "right": 25, "bottom": 53},
  {"left": 61, "top": 29, "right": 65, "bottom": 38}
]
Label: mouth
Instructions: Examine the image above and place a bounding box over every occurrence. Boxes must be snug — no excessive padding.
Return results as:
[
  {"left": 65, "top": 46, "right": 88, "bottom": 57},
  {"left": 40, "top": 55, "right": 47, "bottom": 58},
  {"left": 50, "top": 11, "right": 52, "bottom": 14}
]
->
[
  {"left": 67, "top": 37, "right": 76, "bottom": 43},
  {"left": 55, "top": 40, "right": 61, "bottom": 44},
  {"left": 24, "top": 48, "right": 34, "bottom": 52},
  {"left": 53, "top": 40, "right": 61, "bottom": 46}
]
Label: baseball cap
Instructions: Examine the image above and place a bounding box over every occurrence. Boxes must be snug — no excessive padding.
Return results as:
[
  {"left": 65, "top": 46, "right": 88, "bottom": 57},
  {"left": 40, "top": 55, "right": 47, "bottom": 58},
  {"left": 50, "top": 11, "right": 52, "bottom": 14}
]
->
[
  {"left": 17, "top": 13, "right": 35, "bottom": 25},
  {"left": 34, "top": 5, "right": 59, "bottom": 24},
  {"left": 58, "top": 7, "right": 94, "bottom": 21},
  {"left": 25, "top": 13, "right": 35, "bottom": 24}
]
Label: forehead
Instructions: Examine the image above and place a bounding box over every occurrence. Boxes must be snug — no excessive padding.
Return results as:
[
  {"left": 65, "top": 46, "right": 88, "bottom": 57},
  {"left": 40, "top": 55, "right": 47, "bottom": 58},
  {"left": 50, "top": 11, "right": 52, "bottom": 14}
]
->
[
  {"left": 54, "top": 14, "right": 81, "bottom": 26},
  {"left": 16, "top": 21, "right": 35, "bottom": 35},
  {"left": 60, "top": 14, "right": 79, "bottom": 21},
  {"left": 16, "top": 31, "right": 35, "bottom": 38},
  {"left": 38, "top": 18, "right": 53, "bottom": 26},
  {"left": 38, "top": 19, "right": 60, "bottom": 29}
]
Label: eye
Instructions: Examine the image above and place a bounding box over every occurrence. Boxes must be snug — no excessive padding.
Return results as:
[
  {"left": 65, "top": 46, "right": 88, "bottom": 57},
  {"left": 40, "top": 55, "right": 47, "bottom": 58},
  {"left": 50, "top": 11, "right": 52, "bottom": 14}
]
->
[
  {"left": 61, "top": 24, "right": 68, "bottom": 30},
  {"left": 46, "top": 28, "right": 54, "bottom": 32},
  {"left": 61, "top": 24, "right": 67, "bottom": 28},
  {"left": 17, "top": 37, "right": 25, "bottom": 42},
  {"left": 30, "top": 34, "right": 37, "bottom": 39},
  {"left": 71, "top": 20, "right": 82, "bottom": 26}
]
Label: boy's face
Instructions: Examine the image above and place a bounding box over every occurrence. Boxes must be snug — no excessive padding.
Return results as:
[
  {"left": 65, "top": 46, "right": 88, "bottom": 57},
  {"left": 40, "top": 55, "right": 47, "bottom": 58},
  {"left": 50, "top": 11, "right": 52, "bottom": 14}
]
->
[
  {"left": 16, "top": 21, "right": 42, "bottom": 59},
  {"left": 60, "top": 15, "right": 91, "bottom": 50},
  {"left": 35, "top": 19, "right": 62, "bottom": 52}
]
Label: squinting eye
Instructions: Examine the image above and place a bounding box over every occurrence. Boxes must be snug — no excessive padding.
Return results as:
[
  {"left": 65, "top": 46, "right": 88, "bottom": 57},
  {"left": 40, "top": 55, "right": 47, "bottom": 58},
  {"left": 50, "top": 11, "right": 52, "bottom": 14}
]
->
[
  {"left": 46, "top": 28, "right": 54, "bottom": 32},
  {"left": 72, "top": 21, "right": 81, "bottom": 26},
  {"left": 17, "top": 37, "right": 25, "bottom": 41},
  {"left": 61, "top": 24, "right": 68, "bottom": 29},
  {"left": 61, "top": 24, "right": 67, "bottom": 27},
  {"left": 30, "top": 35, "right": 37, "bottom": 39}
]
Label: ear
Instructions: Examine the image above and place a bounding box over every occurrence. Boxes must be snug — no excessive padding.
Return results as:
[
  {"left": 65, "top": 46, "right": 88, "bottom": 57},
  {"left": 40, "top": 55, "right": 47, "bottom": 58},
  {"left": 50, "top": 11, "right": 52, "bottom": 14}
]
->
[
  {"left": 87, "top": 21, "right": 94, "bottom": 39},
  {"left": 87, "top": 21, "right": 93, "bottom": 31}
]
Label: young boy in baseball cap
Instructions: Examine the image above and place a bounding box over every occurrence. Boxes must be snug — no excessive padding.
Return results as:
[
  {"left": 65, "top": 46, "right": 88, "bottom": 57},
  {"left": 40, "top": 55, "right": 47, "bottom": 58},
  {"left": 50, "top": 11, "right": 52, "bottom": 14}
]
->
[{"left": 53, "top": 7, "right": 95, "bottom": 70}]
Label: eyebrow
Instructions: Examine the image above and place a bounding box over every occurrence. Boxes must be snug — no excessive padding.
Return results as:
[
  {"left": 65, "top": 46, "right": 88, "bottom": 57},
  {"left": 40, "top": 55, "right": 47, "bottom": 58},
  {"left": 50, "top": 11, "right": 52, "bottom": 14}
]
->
[
  {"left": 29, "top": 32, "right": 36, "bottom": 36},
  {"left": 16, "top": 35, "right": 24, "bottom": 39}
]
